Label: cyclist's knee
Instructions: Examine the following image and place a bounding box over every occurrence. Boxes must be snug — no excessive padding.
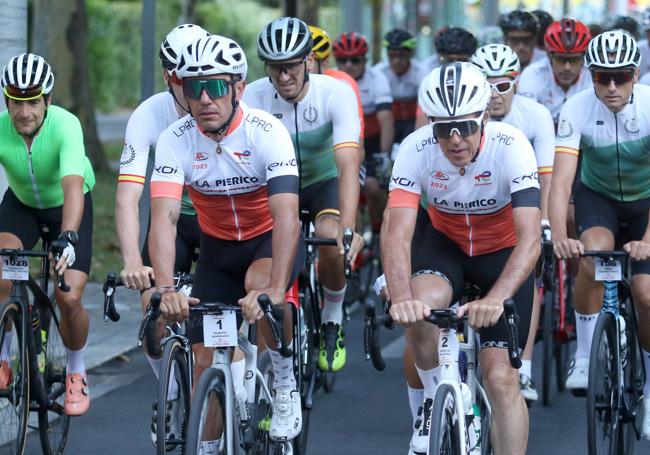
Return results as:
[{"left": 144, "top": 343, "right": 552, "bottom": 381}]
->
[
  {"left": 481, "top": 356, "right": 519, "bottom": 400},
  {"left": 56, "top": 288, "right": 84, "bottom": 311},
  {"left": 411, "top": 274, "right": 452, "bottom": 310},
  {"left": 632, "top": 275, "right": 650, "bottom": 310},
  {"left": 314, "top": 215, "right": 338, "bottom": 239},
  {"left": 192, "top": 345, "right": 213, "bottom": 377},
  {"left": 0, "top": 233, "right": 22, "bottom": 249}
]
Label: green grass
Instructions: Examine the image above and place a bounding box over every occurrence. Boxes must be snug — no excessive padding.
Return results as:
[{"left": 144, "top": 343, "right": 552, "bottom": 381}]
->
[{"left": 90, "top": 169, "right": 122, "bottom": 282}]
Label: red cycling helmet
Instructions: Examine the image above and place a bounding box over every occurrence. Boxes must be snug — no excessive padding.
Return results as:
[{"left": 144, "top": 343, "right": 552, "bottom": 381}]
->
[
  {"left": 333, "top": 32, "right": 369, "bottom": 57},
  {"left": 544, "top": 19, "right": 591, "bottom": 54}
]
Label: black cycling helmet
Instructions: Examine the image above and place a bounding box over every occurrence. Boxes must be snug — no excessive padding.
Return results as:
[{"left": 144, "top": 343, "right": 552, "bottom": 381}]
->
[
  {"left": 532, "top": 10, "right": 554, "bottom": 46},
  {"left": 435, "top": 27, "right": 477, "bottom": 57},
  {"left": 383, "top": 28, "right": 416, "bottom": 51},
  {"left": 609, "top": 15, "right": 641, "bottom": 40},
  {"left": 498, "top": 10, "right": 540, "bottom": 35}
]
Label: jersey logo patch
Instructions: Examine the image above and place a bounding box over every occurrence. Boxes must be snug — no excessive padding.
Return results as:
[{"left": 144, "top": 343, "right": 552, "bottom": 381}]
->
[
  {"left": 234, "top": 150, "right": 252, "bottom": 162},
  {"left": 474, "top": 171, "right": 492, "bottom": 186},
  {"left": 557, "top": 119, "right": 574, "bottom": 139},
  {"left": 120, "top": 144, "right": 136, "bottom": 166},
  {"left": 624, "top": 117, "right": 640, "bottom": 135},
  {"left": 195, "top": 152, "right": 209, "bottom": 161},
  {"left": 303, "top": 107, "right": 318, "bottom": 124},
  {"left": 430, "top": 170, "right": 449, "bottom": 180}
]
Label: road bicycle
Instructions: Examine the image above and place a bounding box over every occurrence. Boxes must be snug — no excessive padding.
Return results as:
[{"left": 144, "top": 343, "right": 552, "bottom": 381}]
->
[
  {"left": 0, "top": 243, "right": 71, "bottom": 455},
  {"left": 584, "top": 251, "right": 645, "bottom": 455}
]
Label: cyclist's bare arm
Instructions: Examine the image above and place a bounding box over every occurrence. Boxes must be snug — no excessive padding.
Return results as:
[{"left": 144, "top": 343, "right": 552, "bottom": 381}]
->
[
  {"left": 539, "top": 173, "right": 552, "bottom": 221},
  {"left": 377, "top": 108, "right": 394, "bottom": 153},
  {"left": 60, "top": 175, "right": 85, "bottom": 232},
  {"left": 149, "top": 197, "right": 180, "bottom": 289},
  {"left": 548, "top": 152, "right": 581, "bottom": 257},
  {"left": 334, "top": 144, "right": 362, "bottom": 257},
  {"left": 115, "top": 182, "right": 154, "bottom": 288},
  {"left": 267, "top": 192, "right": 300, "bottom": 298}
]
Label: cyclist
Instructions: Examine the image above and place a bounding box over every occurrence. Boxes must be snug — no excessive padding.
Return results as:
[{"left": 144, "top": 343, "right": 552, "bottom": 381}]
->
[
  {"left": 333, "top": 30, "right": 393, "bottom": 235},
  {"left": 471, "top": 43, "right": 555, "bottom": 403},
  {"left": 499, "top": 10, "right": 546, "bottom": 70},
  {"left": 422, "top": 26, "right": 478, "bottom": 73},
  {"left": 0, "top": 53, "right": 95, "bottom": 416},
  {"left": 549, "top": 30, "right": 650, "bottom": 438},
  {"left": 608, "top": 15, "right": 641, "bottom": 40},
  {"left": 386, "top": 62, "right": 540, "bottom": 454},
  {"left": 532, "top": 9, "right": 554, "bottom": 50},
  {"left": 374, "top": 28, "right": 426, "bottom": 144},
  {"left": 149, "top": 34, "right": 306, "bottom": 446},
  {"left": 114, "top": 23, "right": 209, "bottom": 444},
  {"left": 519, "top": 18, "right": 592, "bottom": 124},
  {"left": 244, "top": 18, "right": 364, "bottom": 375}
]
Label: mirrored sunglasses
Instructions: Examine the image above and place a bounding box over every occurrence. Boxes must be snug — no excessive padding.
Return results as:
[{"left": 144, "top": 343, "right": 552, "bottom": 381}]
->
[
  {"left": 182, "top": 78, "right": 231, "bottom": 100},
  {"left": 431, "top": 114, "right": 484, "bottom": 139}
]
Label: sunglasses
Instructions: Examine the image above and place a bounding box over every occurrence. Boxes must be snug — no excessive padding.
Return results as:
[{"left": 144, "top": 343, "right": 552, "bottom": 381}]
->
[
  {"left": 551, "top": 55, "right": 584, "bottom": 65},
  {"left": 3, "top": 85, "right": 44, "bottom": 101},
  {"left": 592, "top": 70, "right": 635, "bottom": 86},
  {"left": 430, "top": 113, "right": 484, "bottom": 139},
  {"left": 336, "top": 56, "right": 363, "bottom": 65},
  {"left": 265, "top": 59, "right": 305, "bottom": 76},
  {"left": 489, "top": 80, "right": 515, "bottom": 94},
  {"left": 182, "top": 78, "right": 231, "bottom": 100}
]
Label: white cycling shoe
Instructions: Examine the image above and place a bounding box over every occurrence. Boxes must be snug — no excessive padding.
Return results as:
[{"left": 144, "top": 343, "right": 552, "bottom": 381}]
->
[
  {"left": 519, "top": 373, "right": 539, "bottom": 402},
  {"left": 270, "top": 385, "right": 302, "bottom": 441},
  {"left": 565, "top": 358, "right": 589, "bottom": 394},
  {"left": 408, "top": 398, "right": 432, "bottom": 455},
  {"left": 641, "top": 397, "right": 650, "bottom": 440}
]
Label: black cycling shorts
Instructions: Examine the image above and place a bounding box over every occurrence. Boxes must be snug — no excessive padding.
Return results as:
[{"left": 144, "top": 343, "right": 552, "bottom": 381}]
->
[
  {"left": 394, "top": 119, "right": 416, "bottom": 145},
  {"left": 142, "top": 213, "right": 200, "bottom": 274},
  {"left": 0, "top": 189, "right": 93, "bottom": 274},
  {"left": 187, "top": 230, "right": 306, "bottom": 345},
  {"left": 574, "top": 182, "right": 650, "bottom": 275},
  {"left": 363, "top": 135, "right": 381, "bottom": 179},
  {"left": 300, "top": 178, "right": 339, "bottom": 222},
  {"left": 411, "top": 224, "right": 533, "bottom": 352}
]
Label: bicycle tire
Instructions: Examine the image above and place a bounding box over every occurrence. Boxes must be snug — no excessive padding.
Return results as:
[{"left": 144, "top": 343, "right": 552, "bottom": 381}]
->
[
  {"left": 156, "top": 338, "right": 191, "bottom": 454},
  {"left": 541, "top": 288, "right": 554, "bottom": 407},
  {"left": 587, "top": 312, "right": 619, "bottom": 455},
  {"left": 0, "top": 301, "right": 29, "bottom": 455},
  {"left": 292, "top": 307, "right": 311, "bottom": 455},
  {"left": 186, "top": 367, "right": 229, "bottom": 455},
  {"left": 478, "top": 393, "right": 492, "bottom": 455},
  {"left": 37, "top": 300, "right": 70, "bottom": 455},
  {"left": 555, "top": 261, "right": 573, "bottom": 393},
  {"left": 619, "top": 300, "right": 643, "bottom": 455},
  {"left": 428, "top": 384, "right": 462, "bottom": 455}
]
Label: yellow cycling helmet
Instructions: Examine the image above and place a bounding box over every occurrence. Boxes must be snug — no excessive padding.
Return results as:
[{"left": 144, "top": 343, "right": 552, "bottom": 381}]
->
[{"left": 309, "top": 25, "right": 332, "bottom": 60}]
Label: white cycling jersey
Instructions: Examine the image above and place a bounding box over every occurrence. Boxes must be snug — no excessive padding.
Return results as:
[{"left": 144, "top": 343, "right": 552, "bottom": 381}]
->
[
  {"left": 518, "top": 57, "right": 592, "bottom": 123},
  {"left": 373, "top": 59, "right": 427, "bottom": 122},
  {"left": 638, "top": 39, "right": 650, "bottom": 77},
  {"left": 355, "top": 65, "right": 393, "bottom": 138},
  {"left": 242, "top": 73, "right": 360, "bottom": 188},
  {"left": 494, "top": 94, "right": 555, "bottom": 174},
  {"left": 389, "top": 122, "right": 539, "bottom": 256},
  {"left": 640, "top": 72, "right": 650, "bottom": 86},
  {"left": 555, "top": 84, "right": 650, "bottom": 202},
  {"left": 150, "top": 102, "right": 299, "bottom": 241}
]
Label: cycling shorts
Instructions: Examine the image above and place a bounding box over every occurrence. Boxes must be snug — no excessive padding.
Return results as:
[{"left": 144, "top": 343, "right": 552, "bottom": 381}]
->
[
  {"left": 0, "top": 189, "right": 93, "bottom": 274},
  {"left": 411, "top": 224, "right": 533, "bottom": 352},
  {"left": 394, "top": 119, "right": 416, "bottom": 145},
  {"left": 363, "top": 135, "right": 381, "bottom": 179},
  {"left": 299, "top": 178, "right": 339, "bottom": 223},
  {"left": 574, "top": 182, "right": 650, "bottom": 275},
  {"left": 142, "top": 213, "right": 200, "bottom": 274},
  {"left": 187, "top": 230, "right": 306, "bottom": 345}
]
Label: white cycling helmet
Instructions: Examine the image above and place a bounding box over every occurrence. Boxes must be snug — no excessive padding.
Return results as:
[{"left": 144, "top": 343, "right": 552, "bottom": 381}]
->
[
  {"left": 257, "top": 17, "right": 313, "bottom": 62},
  {"left": 1, "top": 53, "right": 54, "bottom": 96},
  {"left": 471, "top": 44, "right": 521, "bottom": 78},
  {"left": 176, "top": 35, "right": 248, "bottom": 80},
  {"left": 585, "top": 30, "right": 641, "bottom": 69},
  {"left": 418, "top": 62, "right": 491, "bottom": 117},
  {"left": 159, "top": 24, "right": 210, "bottom": 71}
]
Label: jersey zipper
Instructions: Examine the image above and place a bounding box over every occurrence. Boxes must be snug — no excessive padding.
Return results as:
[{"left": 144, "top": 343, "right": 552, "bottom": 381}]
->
[
  {"left": 230, "top": 196, "right": 241, "bottom": 241},
  {"left": 25, "top": 143, "right": 43, "bottom": 209},
  {"left": 293, "top": 103, "right": 303, "bottom": 193},
  {"left": 614, "top": 113, "right": 623, "bottom": 201},
  {"left": 460, "top": 167, "right": 473, "bottom": 256}
]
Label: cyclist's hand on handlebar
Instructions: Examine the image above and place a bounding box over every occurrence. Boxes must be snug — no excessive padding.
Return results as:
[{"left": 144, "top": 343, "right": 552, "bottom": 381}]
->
[
  {"left": 239, "top": 288, "right": 285, "bottom": 324},
  {"left": 337, "top": 227, "right": 364, "bottom": 264},
  {"left": 457, "top": 296, "right": 504, "bottom": 329},
  {"left": 50, "top": 238, "right": 76, "bottom": 274},
  {"left": 120, "top": 264, "right": 155, "bottom": 290},
  {"left": 389, "top": 300, "right": 431, "bottom": 326},
  {"left": 623, "top": 240, "right": 650, "bottom": 261},
  {"left": 553, "top": 236, "right": 584, "bottom": 260},
  {"left": 159, "top": 291, "right": 198, "bottom": 323}
]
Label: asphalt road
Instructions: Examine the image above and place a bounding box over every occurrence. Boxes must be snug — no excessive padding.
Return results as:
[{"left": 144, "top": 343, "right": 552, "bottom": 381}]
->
[{"left": 22, "top": 308, "right": 650, "bottom": 455}]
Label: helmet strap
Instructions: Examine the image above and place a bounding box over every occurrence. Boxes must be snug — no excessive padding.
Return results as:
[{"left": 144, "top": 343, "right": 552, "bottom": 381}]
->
[
  {"left": 282, "top": 61, "right": 310, "bottom": 102},
  {"left": 167, "top": 78, "right": 191, "bottom": 116}
]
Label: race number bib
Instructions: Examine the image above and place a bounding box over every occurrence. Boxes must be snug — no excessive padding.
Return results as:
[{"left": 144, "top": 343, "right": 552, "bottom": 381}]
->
[
  {"left": 203, "top": 311, "right": 238, "bottom": 347},
  {"left": 595, "top": 259, "right": 622, "bottom": 282},
  {"left": 1, "top": 256, "right": 28, "bottom": 281}
]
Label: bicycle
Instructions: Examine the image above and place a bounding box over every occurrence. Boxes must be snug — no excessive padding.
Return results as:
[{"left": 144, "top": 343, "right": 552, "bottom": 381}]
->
[
  {"left": 0, "top": 243, "right": 71, "bottom": 455},
  {"left": 539, "top": 226, "right": 575, "bottom": 406},
  {"left": 184, "top": 293, "right": 294, "bottom": 455},
  {"left": 365, "top": 294, "right": 522, "bottom": 455},
  {"left": 103, "top": 272, "right": 193, "bottom": 454},
  {"left": 584, "top": 250, "right": 645, "bottom": 455}
]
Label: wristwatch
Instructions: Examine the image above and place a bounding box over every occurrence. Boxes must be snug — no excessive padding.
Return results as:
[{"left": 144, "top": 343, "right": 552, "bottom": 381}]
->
[{"left": 60, "top": 230, "right": 79, "bottom": 246}]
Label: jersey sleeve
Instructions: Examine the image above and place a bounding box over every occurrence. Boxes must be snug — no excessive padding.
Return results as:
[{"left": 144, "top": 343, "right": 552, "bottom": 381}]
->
[
  {"left": 503, "top": 128, "right": 540, "bottom": 195},
  {"left": 252, "top": 114, "right": 299, "bottom": 196},
  {"left": 57, "top": 112, "right": 87, "bottom": 179},
  {"left": 554, "top": 98, "right": 582, "bottom": 157},
  {"left": 328, "top": 81, "right": 361, "bottom": 151},
  {"left": 375, "top": 71, "right": 393, "bottom": 109},
  {"left": 530, "top": 102, "right": 555, "bottom": 174},
  {"left": 150, "top": 130, "right": 185, "bottom": 200},
  {"left": 118, "top": 102, "right": 157, "bottom": 185},
  {"left": 388, "top": 137, "right": 423, "bottom": 208}
]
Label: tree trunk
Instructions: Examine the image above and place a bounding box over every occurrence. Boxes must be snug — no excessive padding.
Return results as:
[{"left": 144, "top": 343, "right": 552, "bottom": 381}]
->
[
  {"left": 370, "top": 0, "right": 382, "bottom": 64},
  {"left": 179, "top": 0, "right": 198, "bottom": 24},
  {"left": 297, "top": 0, "right": 318, "bottom": 27},
  {"left": 32, "top": 0, "right": 109, "bottom": 172},
  {"left": 0, "top": 0, "right": 28, "bottom": 194}
]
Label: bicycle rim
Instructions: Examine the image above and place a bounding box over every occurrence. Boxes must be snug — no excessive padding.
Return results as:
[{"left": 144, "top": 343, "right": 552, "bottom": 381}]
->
[
  {"left": 587, "top": 313, "right": 619, "bottom": 455},
  {"left": 429, "top": 384, "right": 462, "bottom": 455},
  {"left": 186, "top": 367, "right": 228, "bottom": 455},
  {"left": 0, "top": 302, "right": 29, "bottom": 455},
  {"left": 157, "top": 339, "right": 191, "bottom": 454},
  {"left": 542, "top": 289, "right": 554, "bottom": 407},
  {"left": 619, "top": 303, "right": 643, "bottom": 455}
]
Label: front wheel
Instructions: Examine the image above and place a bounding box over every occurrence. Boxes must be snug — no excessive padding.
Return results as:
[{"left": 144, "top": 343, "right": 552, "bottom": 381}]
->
[
  {"left": 587, "top": 312, "right": 619, "bottom": 455},
  {"left": 186, "top": 367, "right": 228, "bottom": 455},
  {"left": 0, "top": 302, "right": 29, "bottom": 455},
  {"left": 541, "top": 288, "right": 554, "bottom": 407},
  {"left": 429, "top": 384, "right": 462, "bottom": 455}
]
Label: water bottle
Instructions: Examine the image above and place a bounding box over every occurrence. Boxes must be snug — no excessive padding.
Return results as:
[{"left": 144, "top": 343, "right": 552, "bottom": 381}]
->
[
  {"left": 467, "top": 403, "right": 482, "bottom": 454},
  {"left": 39, "top": 329, "right": 47, "bottom": 374},
  {"left": 618, "top": 315, "right": 628, "bottom": 367},
  {"left": 299, "top": 307, "right": 307, "bottom": 352},
  {"left": 460, "top": 383, "right": 472, "bottom": 415},
  {"left": 31, "top": 309, "right": 45, "bottom": 373}
]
